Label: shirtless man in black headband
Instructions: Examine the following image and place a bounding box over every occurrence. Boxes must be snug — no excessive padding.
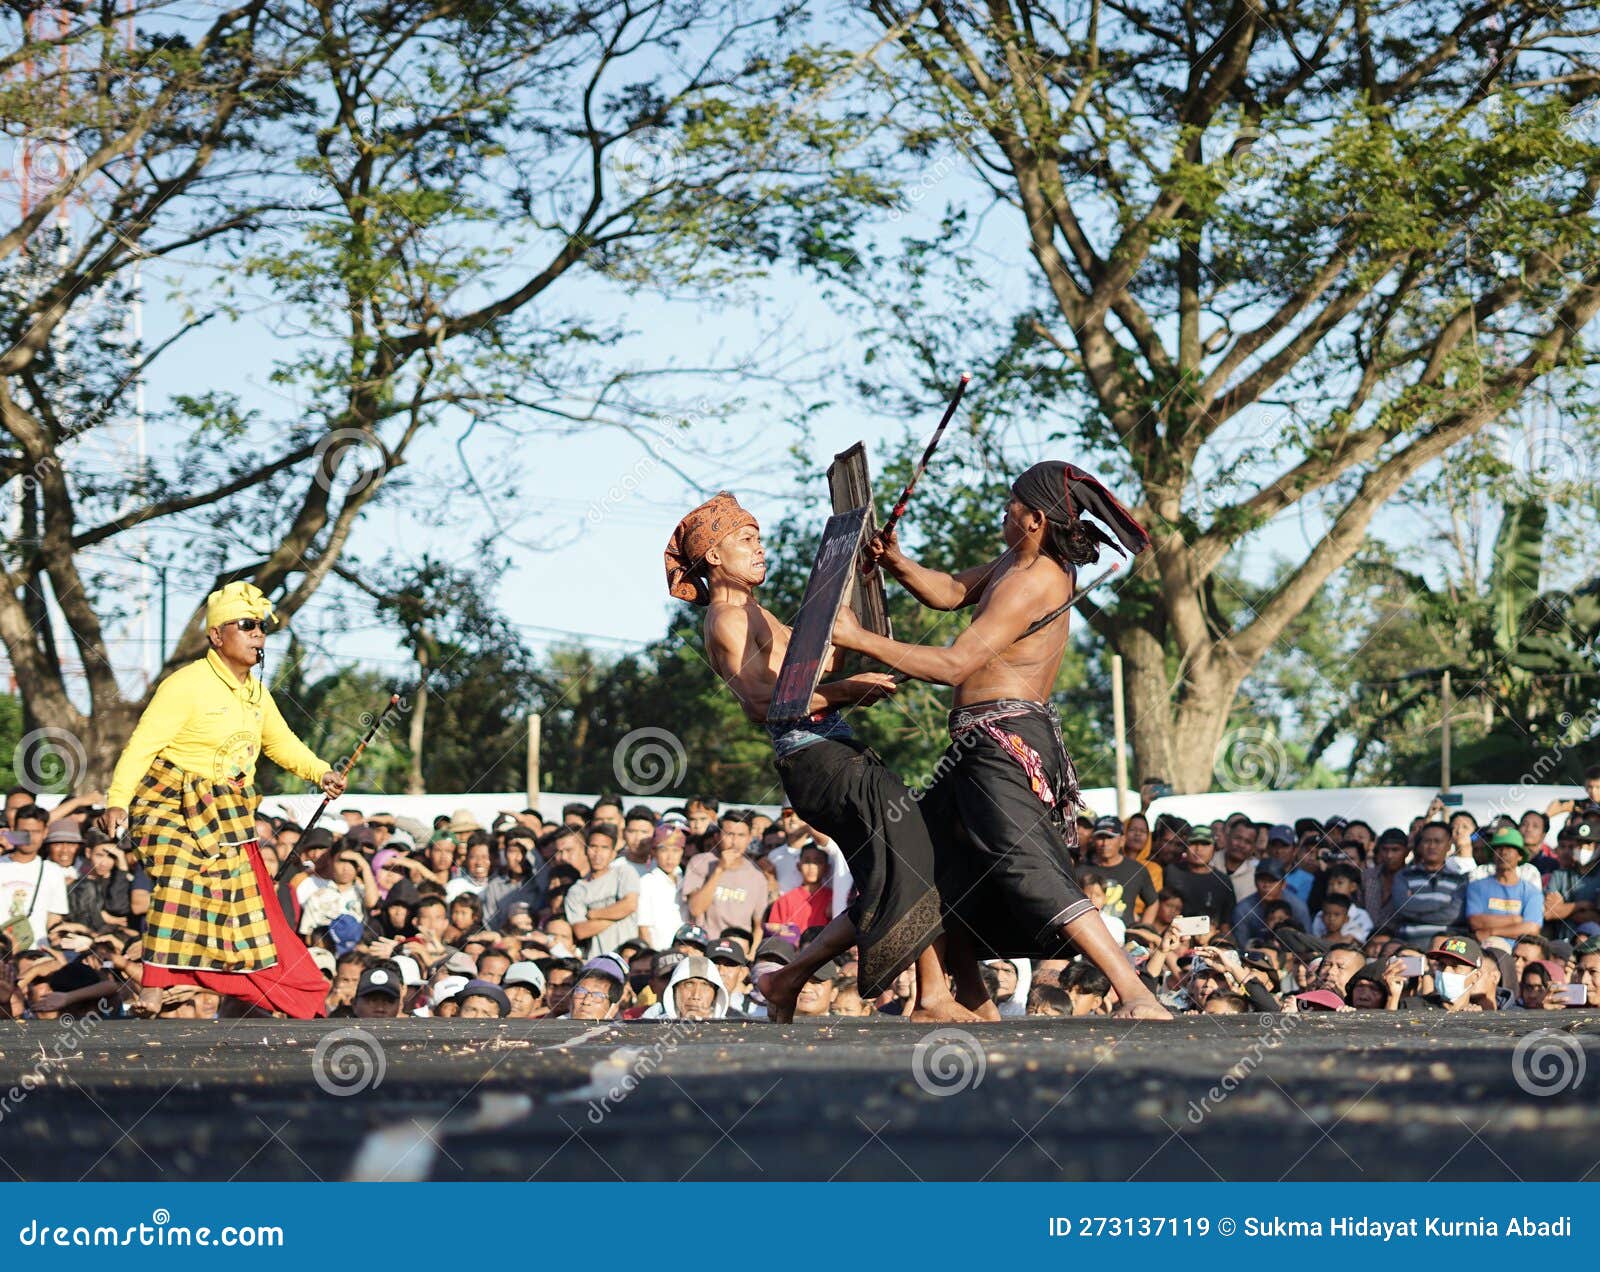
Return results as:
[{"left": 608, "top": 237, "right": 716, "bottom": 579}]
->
[
  {"left": 664, "top": 492, "right": 982, "bottom": 1023},
  {"left": 830, "top": 461, "right": 1171, "bottom": 1020}
]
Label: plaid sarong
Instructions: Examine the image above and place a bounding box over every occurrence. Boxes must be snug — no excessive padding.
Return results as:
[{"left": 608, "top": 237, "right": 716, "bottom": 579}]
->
[{"left": 129, "top": 756, "right": 276, "bottom": 972}]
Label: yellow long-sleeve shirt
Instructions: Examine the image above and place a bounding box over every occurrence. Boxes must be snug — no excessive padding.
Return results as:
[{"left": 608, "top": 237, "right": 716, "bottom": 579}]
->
[{"left": 107, "top": 650, "right": 329, "bottom": 809}]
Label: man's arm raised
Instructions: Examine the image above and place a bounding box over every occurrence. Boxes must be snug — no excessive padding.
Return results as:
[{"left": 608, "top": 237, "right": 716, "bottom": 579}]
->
[
  {"left": 832, "top": 564, "right": 1055, "bottom": 686},
  {"left": 867, "top": 524, "right": 1006, "bottom": 611}
]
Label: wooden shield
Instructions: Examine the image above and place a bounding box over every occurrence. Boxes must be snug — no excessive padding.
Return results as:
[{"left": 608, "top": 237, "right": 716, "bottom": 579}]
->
[
  {"left": 827, "top": 442, "right": 892, "bottom": 639},
  {"left": 768, "top": 507, "right": 871, "bottom": 722}
]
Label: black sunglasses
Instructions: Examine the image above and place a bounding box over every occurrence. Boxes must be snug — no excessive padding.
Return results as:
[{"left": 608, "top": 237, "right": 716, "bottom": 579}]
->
[{"left": 230, "top": 618, "right": 271, "bottom": 633}]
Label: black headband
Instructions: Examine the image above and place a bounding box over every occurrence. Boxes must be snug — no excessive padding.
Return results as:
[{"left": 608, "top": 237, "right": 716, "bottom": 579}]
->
[{"left": 1012, "top": 460, "right": 1151, "bottom": 556}]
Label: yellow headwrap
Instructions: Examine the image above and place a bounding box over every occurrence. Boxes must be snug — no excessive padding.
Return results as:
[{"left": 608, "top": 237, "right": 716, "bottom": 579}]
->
[{"left": 205, "top": 581, "right": 275, "bottom": 629}]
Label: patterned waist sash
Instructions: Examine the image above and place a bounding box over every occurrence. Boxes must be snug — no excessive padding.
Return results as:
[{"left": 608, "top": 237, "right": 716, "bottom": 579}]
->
[
  {"left": 129, "top": 755, "right": 274, "bottom": 972},
  {"left": 948, "top": 698, "right": 1083, "bottom": 817}
]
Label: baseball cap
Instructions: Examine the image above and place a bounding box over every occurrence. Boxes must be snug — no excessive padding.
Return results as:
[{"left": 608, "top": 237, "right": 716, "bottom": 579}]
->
[
  {"left": 1275, "top": 928, "right": 1328, "bottom": 961},
  {"left": 1295, "top": 989, "right": 1345, "bottom": 1011},
  {"left": 503, "top": 962, "right": 547, "bottom": 995},
  {"left": 355, "top": 967, "right": 401, "bottom": 1000},
  {"left": 1254, "top": 858, "right": 1286, "bottom": 879},
  {"left": 308, "top": 948, "right": 336, "bottom": 978},
  {"left": 1184, "top": 825, "right": 1215, "bottom": 846},
  {"left": 328, "top": 913, "right": 364, "bottom": 957},
  {"left": 808, "top": 959, "right": 840, "bottom": 982},
  {"left": 1430, "top": 935, "right": 1483, "bottom": 968},
  {"left": 708, "top": 938, "right": 748, "bottom": 966},
  {"left": 753, "top": 937, "right": 797, "bottom": 966},
  {"left": 431, "top": 974, "right": 469, "bottom": 1004},
  {"left": 443, "top": 951, "right": 478, "bottom": 976},
  {"left": 1267, "top": 823, "right": 1295, "bottom": 846},
  {"left": 1092, "top": 815, "right": 1124, "bottom": 837},
  {"left": 652, "top": 824, "right": 687, "bottom": 850},
  {"left": 673, "top": 924, "right": 709, "bottom": 950},
  {"left": 457, "top": 979, "right": 511, "bottom": 1017},
  {"left": 652, "top": 950, "right": 684, "bottom": 979},
  {"left": 299, "top": 827, "right": 335, "bottom": 851},
  {"left": 1489, "top": 827, "right": 1529, "bottom": 858},
  {"left": 1292, "top": 818, "right": 1322, "bottom": 838},
  {"left": 582, "top": 953, "right": 629, "bottom": 985},
  {"left": 1569, "top": 812, "right": 1600, "bottom": 842},
  {"left": 390, "top": 954, "right": 424, "bottom": 987}
]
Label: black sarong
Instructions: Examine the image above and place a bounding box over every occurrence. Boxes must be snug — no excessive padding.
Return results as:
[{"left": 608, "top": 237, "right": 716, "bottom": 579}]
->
[
  {"left": 922, "top": 699, "right": 1095, "bottom": 959},
  {"left": 774, "top": 737, "right": 943, "bottom": 996}
]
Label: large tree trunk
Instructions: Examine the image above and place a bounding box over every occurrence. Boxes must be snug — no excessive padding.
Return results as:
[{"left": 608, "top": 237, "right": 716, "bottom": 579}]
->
[{"left": 1115, "top": 630, "right": 1241, "bottom": 794}]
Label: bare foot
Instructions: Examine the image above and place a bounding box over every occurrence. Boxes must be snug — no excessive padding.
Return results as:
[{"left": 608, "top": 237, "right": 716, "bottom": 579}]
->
[
  {"left": 1113, "top": 994, "right": 1173, "bottom": 1020},
  {"left": 909, "top": 998, "right": 982, "bottom": 1023},
  {"left": 131, "top": 986, "right": 163, "bottom": 1019},
  {"left": 757, "top": 966, "right": 803, "bottom": 1023}
]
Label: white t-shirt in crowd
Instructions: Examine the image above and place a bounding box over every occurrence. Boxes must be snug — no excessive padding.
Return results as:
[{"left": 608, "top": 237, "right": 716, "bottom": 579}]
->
[
  {"left": 0, "top": 854, "right": 70, "bottom": 948},
  {"left": 296, "top": 877, "right": 365, "bottom": 935},
  {"left": 636, "top": 866, "right": 687, "bottom": 949}
]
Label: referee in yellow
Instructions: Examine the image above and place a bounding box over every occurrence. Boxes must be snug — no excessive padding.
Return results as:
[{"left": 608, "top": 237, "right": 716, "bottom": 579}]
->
[{"left": 103, "top": 582, "right": 346, "bottom": 1018}]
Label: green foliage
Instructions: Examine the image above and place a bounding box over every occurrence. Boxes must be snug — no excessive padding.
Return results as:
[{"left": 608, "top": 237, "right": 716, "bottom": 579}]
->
[
  {"left": 819, "top": 1, "right": 1600, "bottom": 788},
  {"left": 0, "top": 693, "right": 23, "bottom": 788},
  {"left": 1307, "top": 496, "right": 1600, "bottom": 784}
]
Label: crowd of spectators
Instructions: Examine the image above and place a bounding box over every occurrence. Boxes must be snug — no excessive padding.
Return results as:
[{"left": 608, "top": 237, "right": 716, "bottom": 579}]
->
[{"left": 3, "top": 767, "right": 1600, "bottom": 1023}]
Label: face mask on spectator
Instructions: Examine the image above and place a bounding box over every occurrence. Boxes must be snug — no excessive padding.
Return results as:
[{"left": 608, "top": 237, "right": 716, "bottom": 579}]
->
[
  {"left": 1576, "top": 846, "right": 1597, "bottom": 867},
  {"left": 1436, "top": 971, "right": 1469, "bottom": 1001}
]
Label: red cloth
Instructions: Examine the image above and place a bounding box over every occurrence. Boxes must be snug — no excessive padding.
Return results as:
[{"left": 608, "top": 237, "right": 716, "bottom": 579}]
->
[
  {"left": 766, "top": 885, "right": 833, "bottom": 940},
  {"left": 142, "top": 842, "right": 329, "bottom": 1019}
]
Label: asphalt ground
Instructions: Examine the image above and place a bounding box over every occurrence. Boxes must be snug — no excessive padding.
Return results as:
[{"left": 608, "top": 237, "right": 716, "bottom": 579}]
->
[{"left": 0, "top": 1013, "right": 1596, "bottom": 1182}]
